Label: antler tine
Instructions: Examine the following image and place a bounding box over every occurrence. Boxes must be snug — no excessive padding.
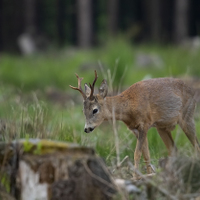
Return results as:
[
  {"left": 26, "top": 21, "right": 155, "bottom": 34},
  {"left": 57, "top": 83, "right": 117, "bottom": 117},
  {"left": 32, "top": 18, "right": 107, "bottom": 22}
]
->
[
  {"left": 75, "top": 73, "right": 84, "bottom": 90},
  {"left": 69, "top": 73, "right": 87, "bottom": 100},
  {"left": 89, "top": 70, "right": 98, "bottom": 100}
]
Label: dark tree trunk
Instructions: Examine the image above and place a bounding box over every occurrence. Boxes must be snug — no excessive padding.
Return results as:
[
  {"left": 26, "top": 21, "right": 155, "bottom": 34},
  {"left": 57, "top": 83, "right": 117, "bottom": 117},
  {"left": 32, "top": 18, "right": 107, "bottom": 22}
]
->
[
  {"left": 160, "top": 0, "right": 174, "bottom": 42},
  {"left": 174, "top": 0, "right": 189, "bottom": 43},
  {"left": 0, "top": 0, "right": 2, "bottom": 51},
  {"left": 142, "top": 0, "right": 162, "bottom": 42},
  {"left": 24, "top": 0, "right": 37, "bottom": 31},
  {"left": 150, "top": 0, "right": 161, "bottom": 41},
  {"left": 77, "top": 0, "right": 93, "bottom": 48},
  {"left": 0, "top": 0, "right": 24, "bottom": 51},
  {"left": 108, "top": 0, "right": 119, "bottom": 36},
  {"left": 56, "top": 0, "right": 65, "bottom": 46}
]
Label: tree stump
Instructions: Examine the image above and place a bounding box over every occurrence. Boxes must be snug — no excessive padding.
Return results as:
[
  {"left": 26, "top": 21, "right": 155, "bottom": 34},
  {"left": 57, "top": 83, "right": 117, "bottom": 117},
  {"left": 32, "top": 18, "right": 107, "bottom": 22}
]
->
[{"left": 0, "top": 139, "right": 116, "bottom": 200}]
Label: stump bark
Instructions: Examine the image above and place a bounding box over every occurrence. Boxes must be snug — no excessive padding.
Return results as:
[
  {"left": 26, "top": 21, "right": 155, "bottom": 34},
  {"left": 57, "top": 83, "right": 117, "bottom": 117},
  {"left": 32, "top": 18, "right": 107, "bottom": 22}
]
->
[{"left": 0, "top": 139, "right": 116, "bottom": 200}]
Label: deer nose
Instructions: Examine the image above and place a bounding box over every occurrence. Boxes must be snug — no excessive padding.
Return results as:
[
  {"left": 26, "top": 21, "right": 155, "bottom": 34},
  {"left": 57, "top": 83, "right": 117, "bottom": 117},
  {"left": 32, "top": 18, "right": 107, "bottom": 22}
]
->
[
  {"left": 84, "top": 127, "right": 94, "bottom": 133},
  {"left": 84, "top": 128, "right": 88, "bottom": 133}
]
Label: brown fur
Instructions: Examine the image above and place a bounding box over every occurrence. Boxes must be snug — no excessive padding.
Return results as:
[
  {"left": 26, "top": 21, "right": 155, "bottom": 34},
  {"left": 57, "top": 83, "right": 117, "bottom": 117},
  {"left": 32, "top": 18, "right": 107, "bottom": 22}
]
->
[{"left": 70, "top": 72, "right": 200, "bottom": 177}]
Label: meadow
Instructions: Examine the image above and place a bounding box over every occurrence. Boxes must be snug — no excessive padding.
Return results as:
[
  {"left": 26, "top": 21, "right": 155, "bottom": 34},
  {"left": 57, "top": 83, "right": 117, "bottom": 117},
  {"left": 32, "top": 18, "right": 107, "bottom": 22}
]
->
[{"left": 1, "top": 39, "right": 200, "bottom": 175}]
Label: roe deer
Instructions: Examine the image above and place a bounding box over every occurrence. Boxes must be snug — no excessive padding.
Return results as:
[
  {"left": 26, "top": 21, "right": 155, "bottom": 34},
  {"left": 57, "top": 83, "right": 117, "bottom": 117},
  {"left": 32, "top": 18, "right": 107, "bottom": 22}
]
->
[{"left": 69, "top": 70, "right": 200, "bottom": 177}]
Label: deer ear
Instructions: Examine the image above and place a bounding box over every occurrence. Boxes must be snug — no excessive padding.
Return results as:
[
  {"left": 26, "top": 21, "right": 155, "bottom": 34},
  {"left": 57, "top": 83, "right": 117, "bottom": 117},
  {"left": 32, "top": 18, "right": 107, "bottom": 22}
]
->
[
  {"left": 99, "top": 79, "right": 108, "bottom": 98},
  {"left": 84, "top": 83, "right": 91, "bottom": 98}
]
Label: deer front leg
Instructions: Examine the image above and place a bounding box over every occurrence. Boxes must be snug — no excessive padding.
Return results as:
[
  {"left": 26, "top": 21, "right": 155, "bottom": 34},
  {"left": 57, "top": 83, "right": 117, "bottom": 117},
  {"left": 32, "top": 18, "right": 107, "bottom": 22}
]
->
[
  {"left": 142, "top": 137, "right": 152, "bottom": 174},
  {"left": 132, "top": 128, "right": 151, "bottom": 174},
  {"left": 133, "top": 128, "right": 148, "bottom": 179}
]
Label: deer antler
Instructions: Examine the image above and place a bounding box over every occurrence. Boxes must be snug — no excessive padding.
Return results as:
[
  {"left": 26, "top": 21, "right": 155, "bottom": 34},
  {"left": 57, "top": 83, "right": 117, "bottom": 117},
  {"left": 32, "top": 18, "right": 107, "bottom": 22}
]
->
[
  {"left": 69, "top": 73, "right": 87, "bottom": 100},
  {"left": 89, "top": 70, "right": 98, "bottom": 100}
]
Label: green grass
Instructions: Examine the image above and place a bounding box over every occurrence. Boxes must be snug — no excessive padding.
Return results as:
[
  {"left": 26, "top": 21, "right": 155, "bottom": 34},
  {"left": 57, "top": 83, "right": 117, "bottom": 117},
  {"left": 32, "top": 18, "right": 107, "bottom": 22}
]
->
[
  {"left": 1, "top": 40, "right": 200, "bottom": 91},
  {"left": 1, "top": 39, "right": 200, "bottom": 171}
]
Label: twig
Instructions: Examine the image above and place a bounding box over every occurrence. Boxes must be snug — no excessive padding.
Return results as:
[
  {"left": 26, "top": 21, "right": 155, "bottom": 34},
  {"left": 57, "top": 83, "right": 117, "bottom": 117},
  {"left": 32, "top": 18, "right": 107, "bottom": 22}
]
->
[
  {"left": 117, "top": 66, "right": 128, "bottom": 95},
  {"left": 128, "top": 161, "right": 178, "bottom": 200},
  {"left": 119, "top": 156, "right": 129, "bottom": 167},
  {"left": 106, "top": 69, "right": 120, "bottom": 167},
  {"left": 112, "top": 106, "right": 120, "bottom": 167},
  {"left": 84, "top": 158, "right": 129, "bottom": 200},
  {"left": 83, "top": 161, "right": 116, "bottom": 192},
  {"left": 108, "top": 69, "right": 113, "bottom": 94},
  {"left": 98, "top": 60, "right": 107, "bottom": 80},
  {"left": 181, "top": 193, "right": 200, "bottom": 199},
  {"left": 112, "top": 155, "right": 129, "bottom": 173},
  {"left": 112, "top": 59, "right": 119, "bottom": 84}
]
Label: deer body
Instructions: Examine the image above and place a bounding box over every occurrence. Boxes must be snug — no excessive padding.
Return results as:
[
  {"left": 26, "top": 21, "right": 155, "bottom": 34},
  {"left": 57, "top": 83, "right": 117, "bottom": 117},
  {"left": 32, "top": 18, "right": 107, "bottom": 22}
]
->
[
  {"left": 104, "top": 78, "right": 190, "bottom": 130},
  {"left": 70, "top": 71, "right": 200, "bottom": 177}
]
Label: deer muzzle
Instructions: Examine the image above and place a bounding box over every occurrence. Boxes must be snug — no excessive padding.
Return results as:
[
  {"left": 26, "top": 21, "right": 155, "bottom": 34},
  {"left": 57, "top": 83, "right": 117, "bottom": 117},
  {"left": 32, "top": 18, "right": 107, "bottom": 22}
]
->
[{"left": 84, "top": 126, "right": 94, "bottom": 133}]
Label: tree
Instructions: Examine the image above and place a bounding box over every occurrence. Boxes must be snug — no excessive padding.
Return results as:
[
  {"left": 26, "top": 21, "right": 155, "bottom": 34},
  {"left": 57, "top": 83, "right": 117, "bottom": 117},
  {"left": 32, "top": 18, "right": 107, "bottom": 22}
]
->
[
  {"left": 107, "top": 0, "right": 119, "bottom": 36},
  {"left": 174, "top": 0, "right": 189, "bottom": 43},
  {"left": 77, "top": 0, "right": 93, "bottom": 48},
  {"left": 24, "top": 0, "right": 37, "bottom": 31},
  {"left": 0, "top": 0, "right": 2, "bottom": 51},
  {"left": 142, "top": 0, "right": 162, "bottom": 42}
]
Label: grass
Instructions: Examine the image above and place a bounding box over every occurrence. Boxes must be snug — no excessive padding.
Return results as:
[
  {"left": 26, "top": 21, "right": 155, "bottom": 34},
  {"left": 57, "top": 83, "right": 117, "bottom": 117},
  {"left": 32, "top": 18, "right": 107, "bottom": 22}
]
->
[{"left": 1, "top": 39, "right": 200, "bottom": 172}]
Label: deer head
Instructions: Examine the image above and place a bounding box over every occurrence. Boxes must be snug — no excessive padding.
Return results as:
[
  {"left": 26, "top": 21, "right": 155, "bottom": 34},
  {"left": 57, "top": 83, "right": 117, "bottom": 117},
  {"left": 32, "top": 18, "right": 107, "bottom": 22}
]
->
[{"left": 69, "top": 70, "right": 108, "bottom": 133}]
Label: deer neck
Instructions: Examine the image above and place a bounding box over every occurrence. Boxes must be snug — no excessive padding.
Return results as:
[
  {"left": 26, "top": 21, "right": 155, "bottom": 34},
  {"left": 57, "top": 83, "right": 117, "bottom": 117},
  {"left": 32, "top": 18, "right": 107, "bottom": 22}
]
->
[{"left": 103, "top": 95, "right": 129, "bottom": 122}]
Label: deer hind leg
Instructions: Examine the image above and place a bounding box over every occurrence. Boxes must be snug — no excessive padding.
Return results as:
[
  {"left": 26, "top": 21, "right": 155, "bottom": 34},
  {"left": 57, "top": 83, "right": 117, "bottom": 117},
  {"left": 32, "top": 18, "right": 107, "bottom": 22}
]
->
[
  {"left": 179, "top": 98, "right": 200, "bottom": 153},
  {"left": 179, "top": 118, "right": 200, "bottom": 153},
  {"left": 156, "top": 127, "right": 177, "bottom": 156}
]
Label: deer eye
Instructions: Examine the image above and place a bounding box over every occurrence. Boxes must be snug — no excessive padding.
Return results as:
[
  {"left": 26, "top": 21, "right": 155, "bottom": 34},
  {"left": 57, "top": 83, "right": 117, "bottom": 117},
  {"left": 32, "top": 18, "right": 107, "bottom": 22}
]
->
[{"left": 93, "top": 108, "right": 98, "bottom": 114}]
